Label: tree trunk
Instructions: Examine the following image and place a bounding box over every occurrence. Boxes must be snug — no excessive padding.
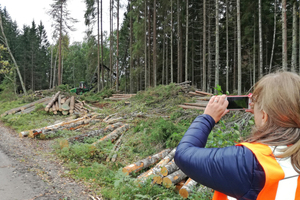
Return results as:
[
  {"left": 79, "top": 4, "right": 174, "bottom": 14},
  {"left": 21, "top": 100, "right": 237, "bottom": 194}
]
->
[
  {"left": 258, "top": 0, "right": 263, "bottom": 78},
  {"left": 162, "top": 169, "right": 187, "bottom": 188},
  {"left": 282, "top": 0, "right": 287, "bottom": 70},
  {"left": 45, "top": 91, "right": 60, "bottom": 111},
  {"left": 253, "top": 21, "right": 256, "bottom": 85},
  {"left": 202, "top": 0, "right": 206, "bottom": 92},
  {"left": 92, "top": 124, "right": 129, "bottom": 145},
  {"left": 185, "top": 0, "right": 189, "bottom": 82},
  {"left": 171, "top": 0, "right": 174, "bottom": 83},
  {"left": 153, "top": 0, "right": 157, "bottom": 87},
  {"left": 58, "top": 2, "right": 63, "bottom": 85},
  {"left": 101, "top": 0, "right": 104, "bottom": 89},
  {"left": 179, "top": 178, "right": 198, "bottom": 199},
  {"left": 116, "top": 0, "right": 120, "bottom": 91},
  {"left": 130, "top": 0, "right": 133, "bottom": 92},
  {"left": 97, "top": 0, "right": 100, "bottom": 92},
  {"left": 237, "top": 0, "right": 242, "bottom": 94},
  {"left": 144, "top": 0, "right": 147, "bottom": 88},
  {"left": 122, "top": 149, "right": 172, "bottom": 175},
  {"left": 269, "top": 0, "right": 277, "bottom": 73},
  {"left": 161, "top": 159, "right": 179, "bottom": 176},
  {"left": 226, "top": 0, "right": 229, "bottom": 92},
  {"left": 214, "top": 0, "right": 219, "bottom": 93},
  {"left": 291, "top": 1, "right": 297, "bottom": 72}
]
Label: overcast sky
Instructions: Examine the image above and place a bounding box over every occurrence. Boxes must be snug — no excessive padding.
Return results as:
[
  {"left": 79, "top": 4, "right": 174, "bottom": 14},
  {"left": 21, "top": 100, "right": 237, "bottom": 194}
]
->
[{"left": 0, "top": 0, "right": 128, "bottom": 44}]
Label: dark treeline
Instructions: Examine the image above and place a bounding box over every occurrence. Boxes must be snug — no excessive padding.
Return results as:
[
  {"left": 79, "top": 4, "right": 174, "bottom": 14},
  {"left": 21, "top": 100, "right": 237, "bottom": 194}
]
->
[{"left": 0, "top": 0, "right": 298, "bottom": 95}]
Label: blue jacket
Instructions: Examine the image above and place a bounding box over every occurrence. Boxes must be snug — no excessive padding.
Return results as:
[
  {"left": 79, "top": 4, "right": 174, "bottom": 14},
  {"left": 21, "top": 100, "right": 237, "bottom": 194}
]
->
[{"left": 174, "top": 114, "right": 266, "bottom": 200}]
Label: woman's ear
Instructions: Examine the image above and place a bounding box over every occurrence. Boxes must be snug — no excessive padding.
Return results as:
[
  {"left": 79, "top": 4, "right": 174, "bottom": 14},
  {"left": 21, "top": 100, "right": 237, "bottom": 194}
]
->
[{"left": 262, "top": 110, "right": 268, "bottom": 125}]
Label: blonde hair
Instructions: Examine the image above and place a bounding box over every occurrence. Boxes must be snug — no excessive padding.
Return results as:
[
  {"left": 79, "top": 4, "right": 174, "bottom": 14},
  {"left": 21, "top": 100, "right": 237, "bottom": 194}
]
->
[{"left": 246, "top": 71, "right": 300, "bottom": 173}]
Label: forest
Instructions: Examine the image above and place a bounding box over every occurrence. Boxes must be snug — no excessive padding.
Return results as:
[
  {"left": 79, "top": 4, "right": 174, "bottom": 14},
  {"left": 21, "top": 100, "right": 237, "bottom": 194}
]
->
[{"left": 0, "top": 0, "right": 298, "bottom": 96}]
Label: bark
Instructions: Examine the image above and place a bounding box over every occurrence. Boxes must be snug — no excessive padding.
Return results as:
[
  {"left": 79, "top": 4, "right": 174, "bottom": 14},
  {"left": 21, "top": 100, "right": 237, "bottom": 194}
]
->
[
  {"left": 122, "top": 148, "right": 172, "bottom": 175},
  {"left": 214, "top": 0, "right": 219, "bottom": 93},
  {"left": 106, "top": 133, "right": 123, "bottom": 162},
  {"left": 116, "top": 0, "right": 120, "bottom": 91},
  {"left": 153, "top": 0, "right": 157, "bottom": 86},
  {"left": 179, "top": 178, "right": 198, "bottom": 199},
  {"left": 258, "top": 0, "right": 263, "bottom": 78},
  {"left": 130, "top": 0, "right": 133, "bottom": 92},
  {"left": 162, "top": 169, "right": 187, "bottom": 188},
  {"left": 144, "top": 0, "right": 147, "bottom": 88},
  {"left": 70, "top": 96, "right": 75, "bottom": 112},
  {"left": 171, "top": 0, "right": 174, "bottom": 83},
  {"left": 202, "top": 0, "right": 206, "bottom": 91},
  {"left": 92, "top": 124, "right": 129, "bottom": 145},
  {"left": 19, "top": 115, "right": 93, "bottom": 137},
  {"left": 184, "top": 102, "right": 208, "bottom": 107},
  {"left": 195, "top": 90, "right": 213, "bottom": 96},
  {"left": 282, "top": 0, "right": 287, "bottom": 70},
  {"left": 269, "top": 0, "right": 277, "bottom": 73},
  {"left": 58, "top": 95, "right": 62, "bottom": 111},
  {"left": 161, "top": 159, "right": 179, "bottom": 176},
  {"left": 178, "top": 105, "right": 205, "bottom": 110},
  {"left": 237, "top": 0, "right": 242, "bottom": 94},
  {"left": 291, "top": 1, "right": 297, "bottom": 72},
  {"left": 97, "top": 0, "right": 101, "bottom": 92},
  {"left": 226, "top": 0, "right": 229, "bottom": 92},
  {"left": 185, "top": 0, "right": 189, "bottom": 82},
  {"left": 45, "top": 91, "right": 61, "bottom": 111},
  {"left": 68, "top": 122, "right": 124, "bottom": 144}
]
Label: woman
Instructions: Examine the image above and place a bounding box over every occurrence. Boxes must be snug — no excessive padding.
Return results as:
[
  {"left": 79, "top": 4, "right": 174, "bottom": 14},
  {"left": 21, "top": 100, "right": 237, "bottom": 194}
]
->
[{"left": 174, "top": 71, "right": 300, "bottom": 200}]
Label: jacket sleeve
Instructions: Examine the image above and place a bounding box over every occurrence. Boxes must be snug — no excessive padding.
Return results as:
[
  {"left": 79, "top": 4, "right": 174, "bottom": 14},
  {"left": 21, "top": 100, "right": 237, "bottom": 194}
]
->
[{"left": 174, "top": 114, "right": 265, "bottom": 199}]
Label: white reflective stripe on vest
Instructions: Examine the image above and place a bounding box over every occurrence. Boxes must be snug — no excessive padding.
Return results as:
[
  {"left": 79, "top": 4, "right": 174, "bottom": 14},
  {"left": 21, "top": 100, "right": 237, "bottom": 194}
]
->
[{"left": 269, "top": 146, "right": 299, "bottom": 200}]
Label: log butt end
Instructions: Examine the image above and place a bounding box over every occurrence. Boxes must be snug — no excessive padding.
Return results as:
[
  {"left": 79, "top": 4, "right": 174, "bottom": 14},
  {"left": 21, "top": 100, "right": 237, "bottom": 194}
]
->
[
  {"left": 162, "top": 177, "right": 172, "bottom": 188},
  {"left": 179, "top": 188, "right": 189, "bottom": 199},
  {"left": 161, "top": 166, "right": 168, "bottom": 176}
]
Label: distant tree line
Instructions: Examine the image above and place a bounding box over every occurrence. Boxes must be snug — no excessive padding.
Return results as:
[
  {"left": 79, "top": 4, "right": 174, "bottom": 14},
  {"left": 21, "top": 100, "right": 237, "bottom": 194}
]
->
[{"left": 0, "top": 0, "right": 298, "bottom": 95}]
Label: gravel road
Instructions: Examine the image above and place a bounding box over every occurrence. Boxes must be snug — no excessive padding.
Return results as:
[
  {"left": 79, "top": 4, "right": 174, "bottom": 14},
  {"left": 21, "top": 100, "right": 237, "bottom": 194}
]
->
[{"left": 0, "top": 122, "right": 95, "bottom": 200}]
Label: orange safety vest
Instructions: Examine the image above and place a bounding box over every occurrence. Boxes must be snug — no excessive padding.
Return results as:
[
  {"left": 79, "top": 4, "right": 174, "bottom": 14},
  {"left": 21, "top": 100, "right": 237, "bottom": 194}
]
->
[{"left": 212, "top": 143, "right": 300, "bottom": 200}]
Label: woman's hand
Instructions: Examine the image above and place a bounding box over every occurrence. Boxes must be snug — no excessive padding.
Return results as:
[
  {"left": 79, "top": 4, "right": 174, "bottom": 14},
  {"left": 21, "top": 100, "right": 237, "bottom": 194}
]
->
[
  {"left": 245, "top": 102, "right": 254, "bottom": 114},
  {"left": 204, "top": 95, "right": 229, "bottom": 123}
]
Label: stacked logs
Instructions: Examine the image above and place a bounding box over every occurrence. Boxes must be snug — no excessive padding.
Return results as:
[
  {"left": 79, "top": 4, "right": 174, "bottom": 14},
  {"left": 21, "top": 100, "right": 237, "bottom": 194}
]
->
[
  {"left": 104, "top": 94, "right": 136, "bottom": 101},
  {"left": 45, "top": 91, "right": 88, "bottom": 115},
  {"left": 1, "top": 97, "right": 52, "bottom": 117},
  {"left": 178, "top": 90, "right": 213, "bottom": 110},
  {"left": 122, "top": 148, "right": 201, "bottom": 199},
  {"left": 19, "top": 114, "right": 100, "bottom": 138}
]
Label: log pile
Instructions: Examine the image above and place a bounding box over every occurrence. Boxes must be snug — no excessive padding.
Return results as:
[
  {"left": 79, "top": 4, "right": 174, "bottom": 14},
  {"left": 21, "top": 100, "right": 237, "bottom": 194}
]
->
[
  {"left": 1, "top": 97, "right": 52, "bottom": 117},
  {"left": 178, "top": 90, "right": 213, "bottom": 110},
  {"left": 19, "top": 114, "right": 100, "bottom": 138},
  {"left": 104, "top": 94, "right": 136, "bottom": 101},
  {"left": 44, "top": 91, "right": 89, "bottom": 115},
  {"left": 123, "top": 147, "right": 203, "bottom": 198}
]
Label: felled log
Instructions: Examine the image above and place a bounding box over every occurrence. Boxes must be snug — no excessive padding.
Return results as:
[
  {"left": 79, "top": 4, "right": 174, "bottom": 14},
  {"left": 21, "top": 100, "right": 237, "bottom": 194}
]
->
[
  {"left": 104, "top": 97, "right": 128, "bottom": 101},
  {"left": 161, "top": 159, "right": 179, "bottom": 176},
  {"left": 61, "top": 97, "right": 67, "bottom": 104},
  {"left": 162, "top": 169, "right": 187, "bottom": 188},
  {"left": 111, "top": 144, "right": 122, "bottom": 162},
  {"left": 58, "top": 94, "right": 62, "bottom": 111},
  {"left": 92, "top": 124, "right": 129, "bottom": 146},
  {"left": 68, "top": 122, "right": 124, "bottom": 144},
  {"left": 104, "top": 117, "right": 123, "bottom": 124},
  {"left": 195, "top": 96, "right": 211, "bottom": 101},
  {"left": 178, "top": 105, "right": 205, "bottom": 110},
  {"left": 19, "top": 115, "right": 93, "bottom": 138},
  {"left": 20, "top": 97, "right": 52, "bottom": 111},
  {"left": 179, "top": 178, "right": 198, "bottom": 199},
  {"left": 175, "top": 180, "right": 187, "bottom": 193},
  {"left": 122, "top": 148, "right": 172, "bottom": 175},
  {"left": 45, "top": 91, "right": 60, "bottom": 111},
  {"left": 183, "top": 102, "right": 208, "bottom": 107},
  {"left": 175, "top": 81, "right": 191, "bottom": 86},
  {"left": 106, "top": 134, "right": 123, "bottom": 162},
  {"left": 69, "top": 96, "right": 75, "bottom": 114},
  {"left": 188, "top": 92, "right": 204, "bottom": 96},
  {"left": 195, "top": 90, "right": 213, "bottom": 96}
]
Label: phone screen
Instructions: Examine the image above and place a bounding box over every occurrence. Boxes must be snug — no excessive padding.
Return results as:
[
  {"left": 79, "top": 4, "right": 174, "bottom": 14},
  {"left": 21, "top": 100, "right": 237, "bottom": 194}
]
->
[{"left": 227, "top": 96, "right": 249, "bottom": 110}]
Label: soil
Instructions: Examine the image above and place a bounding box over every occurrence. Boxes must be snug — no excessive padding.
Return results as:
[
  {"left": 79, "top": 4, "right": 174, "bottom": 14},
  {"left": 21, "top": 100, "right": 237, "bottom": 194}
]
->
[{"left": 0, "top": 122, "right": 98, "bottom": 200}]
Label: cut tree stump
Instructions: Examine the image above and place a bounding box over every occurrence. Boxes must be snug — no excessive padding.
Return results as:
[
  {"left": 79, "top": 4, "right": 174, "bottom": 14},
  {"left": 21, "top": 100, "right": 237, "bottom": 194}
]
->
[
  {"left": 92, "top": 124, "right": 129, "bottom": 145},
  {"left": 45, "top": 91, "right": 60, "bottom": 111},
  {"left": 122, "top": 148, "right": 172, "bottom": 175},
  {"left": 162, "top": 169, "right": 187, "bottom": 188},
  {"left": 179, "top": 178, "right": 198, "bottom": 199},
  {"left": 161, "top": 159, "right": 179, "bottom": 176},
  {"left": 67, "top": 122, "right": 124, "bottom": 144}
]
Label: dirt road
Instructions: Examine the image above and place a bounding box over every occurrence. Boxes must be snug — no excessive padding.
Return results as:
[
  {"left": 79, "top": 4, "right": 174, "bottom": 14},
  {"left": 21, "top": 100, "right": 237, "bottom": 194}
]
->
[{"left": 0, "top": 122, "right": 93, "bottom": 200}]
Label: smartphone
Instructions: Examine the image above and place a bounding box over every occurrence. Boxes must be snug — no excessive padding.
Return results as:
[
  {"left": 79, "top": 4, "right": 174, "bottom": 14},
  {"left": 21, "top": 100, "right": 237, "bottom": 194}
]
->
[{"left": 226, "top": 95, "right": 251, "bottom": 110}]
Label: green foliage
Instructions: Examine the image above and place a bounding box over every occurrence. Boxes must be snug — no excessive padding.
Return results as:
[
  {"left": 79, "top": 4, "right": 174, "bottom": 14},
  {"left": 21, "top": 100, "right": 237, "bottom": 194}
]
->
[{"left": 81, "top": 87, "right": 115, "bottom": 102}]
